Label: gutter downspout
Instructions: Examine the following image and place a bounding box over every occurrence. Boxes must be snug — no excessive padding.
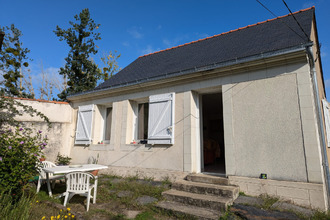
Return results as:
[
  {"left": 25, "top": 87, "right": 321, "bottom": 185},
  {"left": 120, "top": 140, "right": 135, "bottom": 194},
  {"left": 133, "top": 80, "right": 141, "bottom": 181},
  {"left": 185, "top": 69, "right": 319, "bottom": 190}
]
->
[{"left": 306, "top": 45, "right": 330, "bottom": 210}]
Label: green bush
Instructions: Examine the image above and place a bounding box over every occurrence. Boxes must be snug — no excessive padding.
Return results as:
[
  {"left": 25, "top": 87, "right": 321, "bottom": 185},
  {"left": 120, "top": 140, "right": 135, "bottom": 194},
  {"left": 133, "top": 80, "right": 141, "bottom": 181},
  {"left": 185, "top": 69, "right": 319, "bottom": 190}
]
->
[{"left": 0, "top": 127, "right": 48, "bottom": 196}]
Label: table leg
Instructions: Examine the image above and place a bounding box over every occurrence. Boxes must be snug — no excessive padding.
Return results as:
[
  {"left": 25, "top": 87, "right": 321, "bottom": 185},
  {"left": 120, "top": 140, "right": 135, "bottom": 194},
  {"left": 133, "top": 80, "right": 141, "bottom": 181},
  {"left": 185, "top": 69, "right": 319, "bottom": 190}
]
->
[
  {"left": 46, "top": 173, "right": 52, "bottom": 197},
  {"left": 93, "top": 176, "right": 98, "bottom": 204}
]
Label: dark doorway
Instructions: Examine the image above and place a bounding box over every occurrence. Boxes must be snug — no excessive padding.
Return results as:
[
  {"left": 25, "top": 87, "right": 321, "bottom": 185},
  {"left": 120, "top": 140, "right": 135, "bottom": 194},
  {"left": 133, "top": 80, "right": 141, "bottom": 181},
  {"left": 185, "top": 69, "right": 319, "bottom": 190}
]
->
[{"left": 202, "top": 93, "right": 225, "bottom": 175}]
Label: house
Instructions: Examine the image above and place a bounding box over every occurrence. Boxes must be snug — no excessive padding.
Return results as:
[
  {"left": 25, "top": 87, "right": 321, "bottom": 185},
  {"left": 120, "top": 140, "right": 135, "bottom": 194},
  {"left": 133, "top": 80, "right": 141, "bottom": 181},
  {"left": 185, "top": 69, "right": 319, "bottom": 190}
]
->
[{"left": 68, "top": 7, "right": 330, "bottom": 210}]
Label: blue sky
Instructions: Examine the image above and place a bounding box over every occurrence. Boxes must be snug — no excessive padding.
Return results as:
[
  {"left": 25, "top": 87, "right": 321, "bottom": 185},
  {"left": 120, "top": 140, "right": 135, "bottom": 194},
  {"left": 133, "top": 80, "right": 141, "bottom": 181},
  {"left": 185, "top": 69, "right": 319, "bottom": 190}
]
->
[{"left": 1, "top": 0, "right": 330, "bottom": 98}]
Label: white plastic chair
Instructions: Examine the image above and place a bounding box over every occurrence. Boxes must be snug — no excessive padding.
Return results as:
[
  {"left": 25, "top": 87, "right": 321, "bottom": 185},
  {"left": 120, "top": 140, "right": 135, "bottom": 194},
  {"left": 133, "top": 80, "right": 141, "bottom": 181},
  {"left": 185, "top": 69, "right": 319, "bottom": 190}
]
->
[
  {"left": 37, "top": 161, "right": 64, "bottom": 193},
  {"left": 63, "top": 172, "right": 97, "bottom": 211}
]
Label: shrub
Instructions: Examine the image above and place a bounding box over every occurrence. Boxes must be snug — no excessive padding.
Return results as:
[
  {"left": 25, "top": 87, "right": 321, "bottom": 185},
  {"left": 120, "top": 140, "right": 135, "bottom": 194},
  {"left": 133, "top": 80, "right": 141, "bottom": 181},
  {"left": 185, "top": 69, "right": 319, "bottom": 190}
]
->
[{"left": 0, "top": 127, "right": 48, "bottom": 196}]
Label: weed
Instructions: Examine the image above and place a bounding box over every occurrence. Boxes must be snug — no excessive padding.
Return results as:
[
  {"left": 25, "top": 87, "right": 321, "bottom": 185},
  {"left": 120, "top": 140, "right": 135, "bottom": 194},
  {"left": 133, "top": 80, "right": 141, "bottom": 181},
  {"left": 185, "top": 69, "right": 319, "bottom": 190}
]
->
[
  {"left": 161, "top": 175, "right": 172, "bottom": 185},
  {"left": 126, "top": 173, "right": 140, "bottom": 181},
  {"left": 259, "top": 194, "right": 279, "bottom": 210},
  {"left": 239, "top": 191, "right": 246, "bottom": 196},
  {"left": 143, "top": 176, "right": 155, "bottom": 182}
]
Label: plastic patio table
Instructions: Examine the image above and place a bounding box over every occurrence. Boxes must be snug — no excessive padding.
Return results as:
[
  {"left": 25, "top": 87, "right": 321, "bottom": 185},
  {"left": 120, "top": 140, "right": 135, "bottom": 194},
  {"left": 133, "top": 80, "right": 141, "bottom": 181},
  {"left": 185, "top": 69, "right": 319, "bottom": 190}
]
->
[{"left": 42, "top": 164, "right": 108, "bottom": 197}]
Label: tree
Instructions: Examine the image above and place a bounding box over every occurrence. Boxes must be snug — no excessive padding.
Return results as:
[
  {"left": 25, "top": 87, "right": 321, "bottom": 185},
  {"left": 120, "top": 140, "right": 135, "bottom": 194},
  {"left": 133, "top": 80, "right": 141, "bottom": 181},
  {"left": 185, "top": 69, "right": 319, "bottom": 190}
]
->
[
  {"left": 0, "top": 24, "right": 33, "bottom": 98},
  {"left": 100, "top": 51, "right": 121, "bottom": 81},
  {"left": 54, "top": 8, "right": 101, "bottom": 101},
  {"left": 22, "top": 69, "right": 35, "bottom": 98}
]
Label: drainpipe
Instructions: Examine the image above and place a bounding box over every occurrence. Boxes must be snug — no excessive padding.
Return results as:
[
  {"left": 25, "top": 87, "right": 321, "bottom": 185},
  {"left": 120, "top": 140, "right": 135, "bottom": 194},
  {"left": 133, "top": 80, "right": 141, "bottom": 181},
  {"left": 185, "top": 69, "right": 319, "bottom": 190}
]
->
[{"left": 306, "top": 45, "right": 330, "bottom": 209}]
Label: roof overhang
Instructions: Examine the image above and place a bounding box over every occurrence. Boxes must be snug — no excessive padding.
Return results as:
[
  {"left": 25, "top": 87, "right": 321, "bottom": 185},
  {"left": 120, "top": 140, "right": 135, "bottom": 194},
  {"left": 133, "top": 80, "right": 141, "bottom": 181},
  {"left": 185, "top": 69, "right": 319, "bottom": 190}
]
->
[{"left": 68, "top": 43, "right": 312, "bottom": 102}]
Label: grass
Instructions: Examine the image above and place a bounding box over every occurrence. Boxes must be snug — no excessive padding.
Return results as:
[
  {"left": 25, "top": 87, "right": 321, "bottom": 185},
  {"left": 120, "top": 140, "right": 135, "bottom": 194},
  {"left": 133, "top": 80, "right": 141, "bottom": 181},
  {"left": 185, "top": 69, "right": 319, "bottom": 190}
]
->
[
  {"left": 27, "top": 174, "right": 176, "bottom": 219},
  {"left": 310, "top": 210, "right": 330, "bottom": 220},
  {"left": 5, "top": 178, "right": 330, "bottom": 219},
  {"left": 0, "top": 191, "right": 33, "bottom": 220}
]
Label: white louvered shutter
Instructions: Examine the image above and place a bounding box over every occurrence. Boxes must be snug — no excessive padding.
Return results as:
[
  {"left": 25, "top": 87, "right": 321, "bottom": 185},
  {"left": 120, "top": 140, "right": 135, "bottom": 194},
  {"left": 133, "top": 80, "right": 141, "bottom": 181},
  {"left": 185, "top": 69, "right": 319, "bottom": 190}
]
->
[
  {"left": 148, "top": 93, "right": 175, "bottom": 144},
  {"left": 75, "top": 104, "right": 94, "bottom": 145},
  {"left": 322, "top": 99, "right": 330, "bottom": 147}
]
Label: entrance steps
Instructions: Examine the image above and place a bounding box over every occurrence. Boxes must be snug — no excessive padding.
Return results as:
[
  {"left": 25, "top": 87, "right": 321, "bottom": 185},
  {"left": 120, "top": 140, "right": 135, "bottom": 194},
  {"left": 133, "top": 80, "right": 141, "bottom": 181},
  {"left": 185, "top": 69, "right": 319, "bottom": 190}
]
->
[{"left": 156, "top": 174, "right": 239, "bottom": 219}]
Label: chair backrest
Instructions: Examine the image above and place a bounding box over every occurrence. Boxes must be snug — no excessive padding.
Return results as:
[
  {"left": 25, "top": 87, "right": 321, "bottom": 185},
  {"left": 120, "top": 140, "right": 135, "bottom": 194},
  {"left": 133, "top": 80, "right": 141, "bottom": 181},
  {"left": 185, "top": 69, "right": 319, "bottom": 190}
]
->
[
  {"left": 39, "top": 161, "right": 57, "bottom": 179},
  {"left": 65, "top": 172, "right": 95, "bottom": 193}
]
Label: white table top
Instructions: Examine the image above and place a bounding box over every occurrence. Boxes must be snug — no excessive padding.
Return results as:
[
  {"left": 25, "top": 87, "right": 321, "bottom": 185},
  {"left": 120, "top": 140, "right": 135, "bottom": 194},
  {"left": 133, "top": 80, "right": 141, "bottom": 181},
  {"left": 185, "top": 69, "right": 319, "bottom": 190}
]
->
[{"left": 43, "top": 164, "right": 108, "bottom": 174}]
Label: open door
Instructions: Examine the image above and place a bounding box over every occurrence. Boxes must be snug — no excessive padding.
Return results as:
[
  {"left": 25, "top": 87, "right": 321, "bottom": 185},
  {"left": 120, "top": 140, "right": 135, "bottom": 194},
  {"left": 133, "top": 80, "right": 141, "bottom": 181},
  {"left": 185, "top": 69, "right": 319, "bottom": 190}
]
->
[{"left": 201, "top": 93, "right": 225, "bottom": 175}]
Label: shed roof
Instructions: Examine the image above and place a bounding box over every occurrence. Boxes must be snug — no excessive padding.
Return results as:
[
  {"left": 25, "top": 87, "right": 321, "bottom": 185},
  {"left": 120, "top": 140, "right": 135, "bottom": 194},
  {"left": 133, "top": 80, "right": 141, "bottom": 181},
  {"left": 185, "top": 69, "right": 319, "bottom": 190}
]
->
[{"left": 81, "top": 7, "right": 315, "bottom": 95}]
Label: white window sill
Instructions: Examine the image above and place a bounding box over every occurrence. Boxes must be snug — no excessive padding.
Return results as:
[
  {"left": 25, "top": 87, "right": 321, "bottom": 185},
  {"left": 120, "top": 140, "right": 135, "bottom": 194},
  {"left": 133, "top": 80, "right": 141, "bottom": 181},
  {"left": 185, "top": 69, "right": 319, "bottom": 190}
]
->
[{"left": 89, "top": 144, "right": 113, "bottom": 151}]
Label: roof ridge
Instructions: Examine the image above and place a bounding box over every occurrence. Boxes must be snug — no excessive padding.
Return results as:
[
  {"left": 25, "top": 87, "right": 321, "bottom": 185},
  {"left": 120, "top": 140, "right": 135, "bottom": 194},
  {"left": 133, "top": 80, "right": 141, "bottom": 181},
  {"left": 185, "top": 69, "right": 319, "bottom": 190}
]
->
[{"left": 139, "top": 6, "right": 314, "bottom": 58}]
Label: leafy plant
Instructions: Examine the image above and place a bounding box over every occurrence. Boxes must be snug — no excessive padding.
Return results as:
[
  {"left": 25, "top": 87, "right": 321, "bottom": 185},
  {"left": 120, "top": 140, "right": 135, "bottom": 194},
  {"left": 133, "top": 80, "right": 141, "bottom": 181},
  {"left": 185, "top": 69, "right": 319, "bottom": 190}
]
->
[
  {"left": 55, "top": 153, "right": 71, "bottom": 165},
  {"left": 0, "top": 127, "right": 48, "bottom": 196}
]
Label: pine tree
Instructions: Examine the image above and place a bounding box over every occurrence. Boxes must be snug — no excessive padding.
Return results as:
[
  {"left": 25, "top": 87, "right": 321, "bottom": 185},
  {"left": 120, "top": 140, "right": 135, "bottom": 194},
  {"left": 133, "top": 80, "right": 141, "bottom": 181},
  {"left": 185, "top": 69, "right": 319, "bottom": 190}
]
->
[
  {"left": 54, "top": 8, "right": 101, "bottom": 101},
  {"left": 0, "top": 24, "right": 33, "bottom": 98}
]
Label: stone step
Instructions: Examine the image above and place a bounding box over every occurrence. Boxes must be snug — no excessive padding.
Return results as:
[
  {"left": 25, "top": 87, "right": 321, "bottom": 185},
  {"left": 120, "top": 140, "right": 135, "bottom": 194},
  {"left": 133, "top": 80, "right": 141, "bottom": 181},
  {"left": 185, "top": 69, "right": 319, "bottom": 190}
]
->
[
  {"left": 162, "top": 189, "right": 233, "bottom": 211},
  {"left": 172, "top": 180, "right": 239, "bottom": 199},
  {"left": 156, "top": 201, "right": 222, "bottom": 220},
  {"left": 186, "top": 174, "right": 230, "bottom": 185}
]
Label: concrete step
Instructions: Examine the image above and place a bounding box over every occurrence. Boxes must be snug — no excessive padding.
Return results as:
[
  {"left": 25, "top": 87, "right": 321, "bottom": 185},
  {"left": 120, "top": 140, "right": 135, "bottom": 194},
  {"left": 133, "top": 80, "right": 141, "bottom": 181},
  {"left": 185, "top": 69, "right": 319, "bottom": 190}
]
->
[
  {"left": 186, "top": 174, "right": 230, "bottom": 185},
  {"left": 156, "top": 201, "right": 222, "bottom": 220},
  {"left": 172, "top": 180, "right": 239, "bottom": 199},
  {"left": 162, "top": 189, "right": 233, "bottom": 211}
]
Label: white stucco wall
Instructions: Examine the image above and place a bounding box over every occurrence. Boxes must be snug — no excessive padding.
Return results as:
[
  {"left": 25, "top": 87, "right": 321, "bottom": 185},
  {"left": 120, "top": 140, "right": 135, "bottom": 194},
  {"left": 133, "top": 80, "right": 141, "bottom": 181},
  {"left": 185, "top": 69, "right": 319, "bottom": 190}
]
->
[
  {"left": 223, "top": 62, "right": 323, "bottom": 183},
  {"left": 14, "top": 99, "right": 75, "bottom": 161},
  {"left": 69, "top": 58, "right": 323, "bottom": 185}
]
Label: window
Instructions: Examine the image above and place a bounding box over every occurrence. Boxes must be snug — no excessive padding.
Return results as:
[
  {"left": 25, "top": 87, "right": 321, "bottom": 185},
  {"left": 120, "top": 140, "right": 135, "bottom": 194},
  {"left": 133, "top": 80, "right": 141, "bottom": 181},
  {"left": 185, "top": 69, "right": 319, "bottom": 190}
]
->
[
  {"left": 137, "top": 103, "right": 149, "bottom": 140},
  {"left": 132, "top": 93, "right": 175, "bottom": 145},
  {"left": 104, "top": 107, "right": 112, "bottom": 142}
]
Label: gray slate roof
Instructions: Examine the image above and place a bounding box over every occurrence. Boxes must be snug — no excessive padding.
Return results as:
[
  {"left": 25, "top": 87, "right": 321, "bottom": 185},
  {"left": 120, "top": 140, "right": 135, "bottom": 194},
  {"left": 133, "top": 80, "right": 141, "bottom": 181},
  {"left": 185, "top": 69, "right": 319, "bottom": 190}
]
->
[{"left": 95, "top": 8, "right": 314, "bottom": 92}]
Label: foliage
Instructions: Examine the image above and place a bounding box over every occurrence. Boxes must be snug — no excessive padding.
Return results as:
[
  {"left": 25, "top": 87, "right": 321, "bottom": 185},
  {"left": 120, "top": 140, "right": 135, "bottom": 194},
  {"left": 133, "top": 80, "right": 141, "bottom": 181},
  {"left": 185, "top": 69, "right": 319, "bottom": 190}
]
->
[
  {"left": 55, "top": 153, "right": 72, "bottom": 165},
  {"left": 0, "top": 191, "right": 34, "bottom": 220},
  {"left": 0, "top": 24, "right": 33, "bottom": 98},
  {"left": 0, "top": 96, "right": 50, "bottom": 131},
  {"left": 54, "top": 8, "right": 101, "bottom": 101},
  {"left": 0, "top": 127, "right": 48, "bottom": 195},
  {"left": 100, "top": 51, "right": 121, "bottom": 81}
]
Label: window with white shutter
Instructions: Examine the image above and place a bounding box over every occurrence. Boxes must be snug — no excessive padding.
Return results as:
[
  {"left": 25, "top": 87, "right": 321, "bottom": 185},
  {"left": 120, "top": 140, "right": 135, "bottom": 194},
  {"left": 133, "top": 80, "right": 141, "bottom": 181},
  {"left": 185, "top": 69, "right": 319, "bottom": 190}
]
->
[
  {"left": 148, "top": 93, "right": 175, "bottom": 145},
  {"left": 322, "top": 99, "right": 330, "bottom": 147},
  {"left": 75, "top": 104, "right": 94, "bottom": 145}
]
